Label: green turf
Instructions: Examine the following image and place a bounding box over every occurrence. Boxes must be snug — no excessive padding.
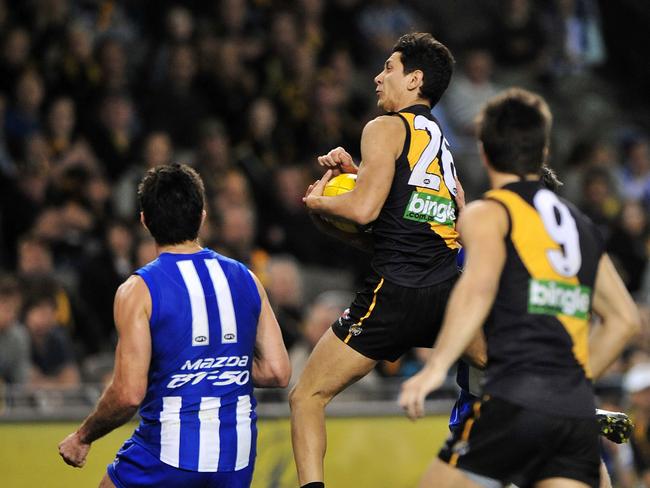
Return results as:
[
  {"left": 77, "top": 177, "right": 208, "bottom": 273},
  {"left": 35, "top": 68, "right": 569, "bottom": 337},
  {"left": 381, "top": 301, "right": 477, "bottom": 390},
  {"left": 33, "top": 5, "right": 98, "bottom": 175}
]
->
[{"left": 0, "top": 416, "right": 449, "bottom": 487}]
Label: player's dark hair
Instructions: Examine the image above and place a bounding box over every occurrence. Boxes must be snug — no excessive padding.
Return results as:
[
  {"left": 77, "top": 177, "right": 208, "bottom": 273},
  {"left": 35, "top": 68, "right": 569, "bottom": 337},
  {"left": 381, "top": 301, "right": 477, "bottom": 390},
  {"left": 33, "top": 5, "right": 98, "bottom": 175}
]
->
[
  {"left": 137, "top": 163, "right": 205, "bottom": 246},
  {"left": 392, "top": 33, "right": 454, "bottom": 107},
  {"left": 476, "top": 87, "right": 552, "bottom": 178}
]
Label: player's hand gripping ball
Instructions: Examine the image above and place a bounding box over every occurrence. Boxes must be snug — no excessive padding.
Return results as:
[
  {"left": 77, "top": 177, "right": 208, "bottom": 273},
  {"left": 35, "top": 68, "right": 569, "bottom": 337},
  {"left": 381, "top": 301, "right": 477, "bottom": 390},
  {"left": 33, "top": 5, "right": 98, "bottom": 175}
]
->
[
  {"left": 322, "top": 173, "right": 358, "bottom": 233},
  {"left": 596, "top": 408, "right": 634, "bottom": 444}
]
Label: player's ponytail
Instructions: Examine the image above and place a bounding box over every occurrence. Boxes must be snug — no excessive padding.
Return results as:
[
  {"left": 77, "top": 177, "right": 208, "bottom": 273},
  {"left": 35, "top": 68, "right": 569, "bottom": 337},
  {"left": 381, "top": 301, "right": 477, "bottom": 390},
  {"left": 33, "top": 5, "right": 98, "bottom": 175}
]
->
[{"left": 539, "top": 164, "right": 563, "bottom": 191}]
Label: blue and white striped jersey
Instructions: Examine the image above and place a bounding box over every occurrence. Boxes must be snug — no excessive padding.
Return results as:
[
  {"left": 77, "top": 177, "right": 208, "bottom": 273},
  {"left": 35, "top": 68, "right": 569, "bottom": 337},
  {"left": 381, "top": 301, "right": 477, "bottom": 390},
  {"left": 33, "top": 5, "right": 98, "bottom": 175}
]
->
[{"left": 130, "top": 248, "right": 261, "bottom": 472}]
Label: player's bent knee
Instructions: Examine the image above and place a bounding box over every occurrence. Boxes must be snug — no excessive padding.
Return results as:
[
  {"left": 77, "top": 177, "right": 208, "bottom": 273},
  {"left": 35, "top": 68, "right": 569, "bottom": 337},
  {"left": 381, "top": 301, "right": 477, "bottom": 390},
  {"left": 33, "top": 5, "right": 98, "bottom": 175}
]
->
[
  {"left": 288, "top": 384, "right": 302, "bottom": 411},
  {"left": 289, "top": 382, "right": 332, "bottom": 411}
]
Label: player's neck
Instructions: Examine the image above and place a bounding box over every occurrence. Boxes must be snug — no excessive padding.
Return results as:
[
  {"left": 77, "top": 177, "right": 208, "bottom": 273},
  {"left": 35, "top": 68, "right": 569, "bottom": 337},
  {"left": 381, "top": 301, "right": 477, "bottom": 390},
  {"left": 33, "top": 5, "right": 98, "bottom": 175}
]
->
[
  {"left": 393, "top": 96, "right": 430, "bottom": 112},
  {"left": 489, "top": 171, "right": 539, "bottom": 189},
  {"left": 157, "top": 240, "right": 204, "bottom": 255}
]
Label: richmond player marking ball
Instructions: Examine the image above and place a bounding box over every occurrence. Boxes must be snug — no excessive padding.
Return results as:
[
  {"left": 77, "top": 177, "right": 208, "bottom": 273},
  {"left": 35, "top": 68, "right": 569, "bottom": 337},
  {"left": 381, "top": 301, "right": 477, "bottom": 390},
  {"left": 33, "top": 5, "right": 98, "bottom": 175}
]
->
[{"left": 322, "top": 173, "right": 358, "bottom": 233}]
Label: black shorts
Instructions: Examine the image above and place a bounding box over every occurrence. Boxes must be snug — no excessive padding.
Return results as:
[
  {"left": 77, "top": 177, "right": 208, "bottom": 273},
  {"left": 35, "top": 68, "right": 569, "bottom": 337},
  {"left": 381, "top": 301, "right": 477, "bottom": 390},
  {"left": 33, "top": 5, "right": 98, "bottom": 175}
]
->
[
  {"left": 438, "top": 396, "right": 601, "bottom": 488},
  {"left": 331, "top": 270, "right": 457, "bottom": 361}
]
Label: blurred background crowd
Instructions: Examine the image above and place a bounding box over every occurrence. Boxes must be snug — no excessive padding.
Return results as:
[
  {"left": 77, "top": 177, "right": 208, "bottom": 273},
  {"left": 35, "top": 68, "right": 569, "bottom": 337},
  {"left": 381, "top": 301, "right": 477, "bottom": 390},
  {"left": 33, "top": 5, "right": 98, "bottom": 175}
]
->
[{"left": 0, "top": 0, "right": 649, "bottom": 485}]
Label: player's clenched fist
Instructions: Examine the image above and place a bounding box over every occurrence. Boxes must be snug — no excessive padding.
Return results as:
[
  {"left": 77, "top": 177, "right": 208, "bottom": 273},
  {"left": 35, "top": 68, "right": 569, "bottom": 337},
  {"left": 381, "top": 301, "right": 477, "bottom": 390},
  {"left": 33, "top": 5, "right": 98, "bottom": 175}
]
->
[
  {"left": 58, "top": 432, "right": 91, "bottom": 468},
  {"left": 317, "top": 146, "right": 358, "bottom": 175}
]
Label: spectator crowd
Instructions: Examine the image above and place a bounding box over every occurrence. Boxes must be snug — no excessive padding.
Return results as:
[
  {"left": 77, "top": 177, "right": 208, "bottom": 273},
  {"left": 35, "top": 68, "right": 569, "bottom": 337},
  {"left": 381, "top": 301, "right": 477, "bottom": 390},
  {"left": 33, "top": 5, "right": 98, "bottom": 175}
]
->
[{"left": 0, "top": 0, "right": 649, "bottom": 485}]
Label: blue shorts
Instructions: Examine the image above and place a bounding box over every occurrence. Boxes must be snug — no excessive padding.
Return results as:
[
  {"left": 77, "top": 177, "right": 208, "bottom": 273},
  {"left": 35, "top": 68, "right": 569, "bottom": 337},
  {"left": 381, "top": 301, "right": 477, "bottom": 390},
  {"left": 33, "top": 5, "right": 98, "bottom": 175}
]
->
[
  {"left": 450, "top": 360, "right": 480, "bottom": 433},
  {"left": 449, "top": 388, "right": 480, "bottom": 434},
  {"left": 107, "top": 439, "right": 255, "bottom": 488}
]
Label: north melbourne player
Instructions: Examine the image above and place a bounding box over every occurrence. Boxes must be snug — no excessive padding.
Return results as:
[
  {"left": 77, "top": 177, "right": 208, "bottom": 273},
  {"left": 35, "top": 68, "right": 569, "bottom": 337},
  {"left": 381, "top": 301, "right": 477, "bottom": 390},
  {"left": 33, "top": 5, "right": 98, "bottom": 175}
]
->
[
  {"left": 399, "top": 88, "right": 640, "bottom": 488},
  {"left": 58, "top": 164, "right": 290, "bottom": 488}
]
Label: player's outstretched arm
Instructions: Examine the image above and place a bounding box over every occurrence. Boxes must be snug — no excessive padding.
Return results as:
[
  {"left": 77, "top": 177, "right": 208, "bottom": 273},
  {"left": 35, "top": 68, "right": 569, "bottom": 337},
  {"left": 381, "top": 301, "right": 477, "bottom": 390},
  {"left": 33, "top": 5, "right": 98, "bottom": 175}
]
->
[
  {"left": 304, "top": 116, "right": 403, "bottom": 225},
  {"left": 58, "top": 275, "right": 152, "bottom": 468},
  {"left": 398, "top": 200, "right": 508, "bottom": 419},
  {"left": 589, "top": 253, "right": 641, "bottom": 378},
  {"left": 250, "top": 272, "right": 291, "bottom": 388}
]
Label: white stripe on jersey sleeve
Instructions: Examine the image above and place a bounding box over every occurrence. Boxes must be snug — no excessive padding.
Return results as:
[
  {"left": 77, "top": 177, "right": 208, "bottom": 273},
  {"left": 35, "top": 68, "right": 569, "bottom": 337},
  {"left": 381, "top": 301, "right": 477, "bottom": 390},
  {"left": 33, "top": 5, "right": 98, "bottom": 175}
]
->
[
  {"left": 198, "top": 397, "right": 221, "bottom": 471},
  {"left": 177, "top": 260, "right": 210, "bottom": 346},
  {"left": 235, "top": 395, "right": 252, "bottom": 470},
  {"left": 160, "top": 396, "right": 182, "bottom": 467},
  {"left": 204, "top": 259, "right": 238, "bottom": 344}
]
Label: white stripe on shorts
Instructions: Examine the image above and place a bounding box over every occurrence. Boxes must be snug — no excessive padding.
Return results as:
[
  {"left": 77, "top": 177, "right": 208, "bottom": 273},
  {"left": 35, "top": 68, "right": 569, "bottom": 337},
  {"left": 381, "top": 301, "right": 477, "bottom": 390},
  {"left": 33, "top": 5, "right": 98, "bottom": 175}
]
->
[
  {"left": 235, "top": 395, "right": 252, "bottom": 470},
  {"left": 198, "top": 397, "right": 221, "bottom": 471},
  {"left": 160, "top": 396, "right": 182, "bottom": 467}
]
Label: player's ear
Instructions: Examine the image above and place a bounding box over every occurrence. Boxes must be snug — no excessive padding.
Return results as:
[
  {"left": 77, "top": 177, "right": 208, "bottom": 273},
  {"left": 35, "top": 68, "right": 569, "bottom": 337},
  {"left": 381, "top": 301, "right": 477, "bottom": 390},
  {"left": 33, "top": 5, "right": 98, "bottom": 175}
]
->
[
  {"left": 140, "top": 212, "right": 149, "bottom": 232},
  {"left": 407, "top": 69, "right": 424, "bottom": 92},
  {"left": 200, "top": 209, "right": 207, "bottom": 227}
]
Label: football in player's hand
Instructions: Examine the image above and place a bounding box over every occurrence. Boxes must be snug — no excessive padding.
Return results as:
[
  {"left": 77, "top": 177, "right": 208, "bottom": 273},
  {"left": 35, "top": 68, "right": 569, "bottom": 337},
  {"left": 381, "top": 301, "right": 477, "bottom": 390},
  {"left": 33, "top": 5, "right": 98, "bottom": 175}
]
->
[{"left": 322, "top": 174, "right": 359, "bottom": 233}]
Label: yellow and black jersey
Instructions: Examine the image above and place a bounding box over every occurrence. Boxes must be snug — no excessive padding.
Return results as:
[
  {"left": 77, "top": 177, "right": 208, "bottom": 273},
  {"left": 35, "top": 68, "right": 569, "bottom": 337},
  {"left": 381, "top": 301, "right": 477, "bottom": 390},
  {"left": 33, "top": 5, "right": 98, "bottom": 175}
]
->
[
  {"left": 371, "top": 104, "right": 460, "bottom": 287},
  {"left": 483, "top": 180, "right": 604, "bottom": 418}
]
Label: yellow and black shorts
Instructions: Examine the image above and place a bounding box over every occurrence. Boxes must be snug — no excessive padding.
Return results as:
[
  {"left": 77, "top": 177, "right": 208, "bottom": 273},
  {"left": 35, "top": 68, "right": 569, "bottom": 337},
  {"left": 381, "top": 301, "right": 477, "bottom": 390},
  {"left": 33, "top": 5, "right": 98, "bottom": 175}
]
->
[
  {"left": 331, "top": 270, "right": 457, "bottom": 361},
  {"left": 439, "top": 396, "right": 601, "bottom": 488}
]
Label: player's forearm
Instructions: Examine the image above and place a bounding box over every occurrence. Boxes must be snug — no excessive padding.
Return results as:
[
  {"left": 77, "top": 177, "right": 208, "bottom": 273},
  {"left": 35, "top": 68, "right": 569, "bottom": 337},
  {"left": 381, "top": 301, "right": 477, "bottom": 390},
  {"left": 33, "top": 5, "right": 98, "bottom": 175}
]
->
[
  {"left": 589, "top": 254, "right": 640, "bottom": 378},
  {"left": 309, "top": 191, "right": 378, "bottom": 225},
  {"left": 428, "top": 278, "right": 495, "bottom": 374},
  {"left": 589, "top": 317, "right": 638, "bottom": 378},
  {"left": 77, "top": 384, "right": 139, "bottom": 444},
  {"left": 462, "top": 332, "right": 487, "bottom": 370}
]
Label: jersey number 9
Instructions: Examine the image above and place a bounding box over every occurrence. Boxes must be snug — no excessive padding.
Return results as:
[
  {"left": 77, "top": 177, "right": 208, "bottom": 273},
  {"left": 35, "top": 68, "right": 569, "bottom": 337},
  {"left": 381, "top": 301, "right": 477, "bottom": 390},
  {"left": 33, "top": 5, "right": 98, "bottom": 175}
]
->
[{"left": 533, "top": 189, "right": 582, "bottom": 277}]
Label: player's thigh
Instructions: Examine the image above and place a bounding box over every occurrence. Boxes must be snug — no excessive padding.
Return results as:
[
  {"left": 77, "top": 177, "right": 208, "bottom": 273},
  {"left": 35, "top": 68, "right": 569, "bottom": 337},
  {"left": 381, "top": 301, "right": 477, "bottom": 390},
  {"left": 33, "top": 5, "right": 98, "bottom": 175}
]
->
[
  {"left": 535, "top": 478, "right": 591, "bottom": 488},
  {"left": 291, "top": 328, "right": 376, "bottom": 402},
  {"left": 99, "top": 473, "right": 116, "bottom": 488},
  {"left": 419, "top": 458, "right": 483, "bottom": 488}
]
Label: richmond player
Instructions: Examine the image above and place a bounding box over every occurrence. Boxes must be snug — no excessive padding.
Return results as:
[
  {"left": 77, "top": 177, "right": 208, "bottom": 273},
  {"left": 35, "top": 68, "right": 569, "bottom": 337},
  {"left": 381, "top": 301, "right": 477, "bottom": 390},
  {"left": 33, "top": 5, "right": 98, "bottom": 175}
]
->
[
  {"left": 449, "top": 167, "right": 634, "bottom": 488},
  {"left": 293, "top": 33, "right": 466, "bottom": 488},
  {"left": 399, "top": 88, "right": 640, "bottom": 488}
]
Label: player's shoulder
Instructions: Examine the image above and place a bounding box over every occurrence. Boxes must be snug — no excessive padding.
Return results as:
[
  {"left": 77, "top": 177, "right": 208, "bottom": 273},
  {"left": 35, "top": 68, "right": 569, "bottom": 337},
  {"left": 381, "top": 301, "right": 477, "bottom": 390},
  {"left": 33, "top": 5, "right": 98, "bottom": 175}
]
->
[
  {"left": 114, "top": 274, "right": 153, "bottom": 323},
  {"left": 463, "top": 198, "right": 509, "bottom": 219},
  {"left": 361, "top": 115, "right": 406, "bottom": 154},
  {"left": 209, "top": 249, "right": 254, "bottom": 278},
  {"left": 458, "top": 199, "right": 509, "bottom": 236},
  {"left": 246, "top": 269, "right": 265, "bottom": 298},
  {"left": 363, "top": 114, "right": 405, "bottom": 134},
  {"left": 116, "top": 274, "right": 150, "bottom": 303},
  {"left": 202, "top": 246, "right": 234, "bottom": 265}
]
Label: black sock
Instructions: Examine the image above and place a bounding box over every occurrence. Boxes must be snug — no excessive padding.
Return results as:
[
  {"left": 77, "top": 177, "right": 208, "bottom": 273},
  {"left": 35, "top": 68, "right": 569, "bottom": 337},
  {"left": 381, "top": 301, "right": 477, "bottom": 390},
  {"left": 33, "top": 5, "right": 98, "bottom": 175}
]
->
[{"left": 301, "top": 483, "right": 325, "bottom": 488}]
